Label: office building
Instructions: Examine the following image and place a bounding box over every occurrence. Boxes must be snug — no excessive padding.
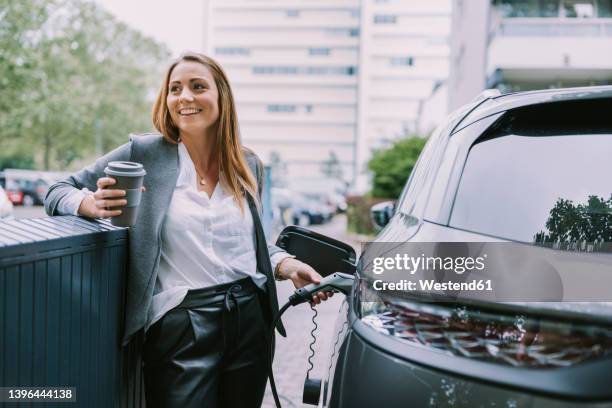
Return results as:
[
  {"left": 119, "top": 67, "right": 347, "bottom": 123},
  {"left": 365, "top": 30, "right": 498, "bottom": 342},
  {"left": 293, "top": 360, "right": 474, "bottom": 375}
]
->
[
  {"left": 449, "top": 0, "right": 612, "bottom": 110},
  {"left": 205, "top": 0, "right": 452, "bottom": 193},
  {"left": 204, "top": 1, "right": 359, "bottom": 192},
  {"left": 356, "top": 0, "right": 451, "bottom": 191}
]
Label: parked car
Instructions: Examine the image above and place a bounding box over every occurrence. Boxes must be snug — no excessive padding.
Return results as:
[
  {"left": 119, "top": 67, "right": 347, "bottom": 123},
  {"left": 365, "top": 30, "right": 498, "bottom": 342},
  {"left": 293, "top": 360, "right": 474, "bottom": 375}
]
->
[
  {"left": 289, "top": 86, "right": 612, "bottom": 407},
  {"left": 270, "top": 187, "right": 295, "bottom": 235},
  {"left": 291, "top": 194, "right": 331, "bottom": 226},
  {"left": 329, "top": 192, "right": 347, "bottom": 213},
  {"left": 0, "top": 186, "right": 14, "bottom": 219},
  {"left": 303, "top": 192, "right": 340, "bottom": 220},
  {"left": 4, "top": 177, "right": 49, "bottom": 206}
]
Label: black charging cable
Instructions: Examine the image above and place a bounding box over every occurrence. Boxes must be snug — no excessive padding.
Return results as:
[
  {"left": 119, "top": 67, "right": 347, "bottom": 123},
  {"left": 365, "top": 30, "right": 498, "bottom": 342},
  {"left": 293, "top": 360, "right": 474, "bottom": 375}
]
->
[
  {"left": 305, "top": 304, "right": 318, "bottom": 381},
  {"left": 268, "top": 272, "right": 356, "bottom": 408}
]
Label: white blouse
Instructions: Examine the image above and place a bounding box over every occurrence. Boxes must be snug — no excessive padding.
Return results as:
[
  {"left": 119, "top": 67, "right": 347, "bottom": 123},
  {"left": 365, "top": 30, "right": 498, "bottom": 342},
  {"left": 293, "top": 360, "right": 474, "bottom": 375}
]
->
[
  {"left": 146, "top": 143, "right": 286, "bottom": 329},
  {"left": 56, "top": 142, "right": 288, "bottom": 330}
]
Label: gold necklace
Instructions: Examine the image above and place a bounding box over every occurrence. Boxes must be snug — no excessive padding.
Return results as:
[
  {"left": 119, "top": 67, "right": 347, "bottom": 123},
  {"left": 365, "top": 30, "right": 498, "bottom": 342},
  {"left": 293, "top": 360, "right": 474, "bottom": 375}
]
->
[
  {"left": 193, "top": 167, "right": 207, "bottom": 186},
  {"left": 194, "top": 166, "right": 220, "bottom": 187},
  {"left": 182, "top": 143, "right": 216, "bottom": 187}
]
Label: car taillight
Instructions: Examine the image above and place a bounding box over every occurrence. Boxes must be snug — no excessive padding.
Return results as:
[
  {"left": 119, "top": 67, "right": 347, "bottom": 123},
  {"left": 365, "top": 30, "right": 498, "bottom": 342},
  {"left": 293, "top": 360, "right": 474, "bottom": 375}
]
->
[
  {"left": 7, "top": 191, "right": 23, "bottom": 203},
  {"left": 358, "top": 281, "right": 612, "bottom": 368}
]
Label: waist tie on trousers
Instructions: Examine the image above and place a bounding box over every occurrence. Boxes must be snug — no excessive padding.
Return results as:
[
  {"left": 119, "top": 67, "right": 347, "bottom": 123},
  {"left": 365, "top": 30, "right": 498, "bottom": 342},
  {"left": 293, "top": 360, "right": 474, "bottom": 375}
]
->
[
  {"left": 223, "top": 283, "right": 243, "bottom": 350},
  {"left": 177, "top": 277, "right": 258, "bottom": 351}
]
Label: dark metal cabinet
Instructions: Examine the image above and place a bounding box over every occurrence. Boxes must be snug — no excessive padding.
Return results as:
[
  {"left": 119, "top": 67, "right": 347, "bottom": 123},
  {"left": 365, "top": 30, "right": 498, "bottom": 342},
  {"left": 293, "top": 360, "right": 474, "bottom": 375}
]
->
[{"left": 0, "top": 216, "right": 145, "bottom": 407}]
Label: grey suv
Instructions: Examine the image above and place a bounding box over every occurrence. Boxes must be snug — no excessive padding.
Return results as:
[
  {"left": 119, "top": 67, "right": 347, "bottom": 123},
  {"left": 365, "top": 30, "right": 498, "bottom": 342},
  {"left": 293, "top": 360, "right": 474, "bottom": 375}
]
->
[{"left": 287, "top": 86, "right": 612, "bottom": 408}]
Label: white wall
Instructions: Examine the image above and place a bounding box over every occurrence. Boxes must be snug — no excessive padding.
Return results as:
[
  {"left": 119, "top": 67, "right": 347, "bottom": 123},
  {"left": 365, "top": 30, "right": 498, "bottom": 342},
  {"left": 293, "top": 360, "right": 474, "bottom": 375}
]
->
[
  {"left": 207, "top": 0, "right": 360, "bottom": 192},
  {"left": 355, "top": 0, "right": 452, "bottom": 192},
  {"left": 448, "top": 0, "right": 490, "bottom": 110},
  {"left": 488, "top": 36, "right": 612, "bottom": 74}
]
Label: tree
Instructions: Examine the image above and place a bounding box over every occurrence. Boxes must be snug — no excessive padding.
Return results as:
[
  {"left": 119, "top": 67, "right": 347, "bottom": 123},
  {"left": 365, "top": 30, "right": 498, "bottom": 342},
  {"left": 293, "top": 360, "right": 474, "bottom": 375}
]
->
[
  {"left": 367, "top": 136, "right": 427, "bottom": 199},
  {"left": 0, "top": 0, "right": 57, "bottom": 157},
  {"left": 0, "top": 153, "right": 36, "bottom": 170},
  {"left": 534, "top": 195, "right": 612, "bottom": 251},
  {"left": 320, "top": 151, "right": 345, "bottom": 183},
  {"left": 0, "top": 0, "right": 170, "bottom": 170},
  {"left": 268, "top": 150, "right": 288, "bottom": 188}
]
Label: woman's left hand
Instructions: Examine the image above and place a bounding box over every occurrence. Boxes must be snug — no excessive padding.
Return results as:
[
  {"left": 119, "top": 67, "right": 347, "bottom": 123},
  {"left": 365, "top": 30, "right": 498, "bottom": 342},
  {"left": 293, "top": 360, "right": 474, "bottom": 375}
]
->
[{"left": 279, "top": 258, "right": 334, "bottom": 305}]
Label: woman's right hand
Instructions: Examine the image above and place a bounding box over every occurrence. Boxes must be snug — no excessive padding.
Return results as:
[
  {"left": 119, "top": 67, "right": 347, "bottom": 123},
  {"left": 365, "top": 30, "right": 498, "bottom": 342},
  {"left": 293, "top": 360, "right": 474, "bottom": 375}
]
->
[{"left": 78, "top": 177, "right": 127, "bottom": 219}]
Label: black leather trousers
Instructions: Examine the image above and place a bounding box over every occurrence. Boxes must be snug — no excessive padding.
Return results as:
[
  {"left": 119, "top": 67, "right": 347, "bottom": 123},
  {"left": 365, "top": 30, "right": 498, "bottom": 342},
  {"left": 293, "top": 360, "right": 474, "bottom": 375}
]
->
[{"left": 143, "top": 278, "right": 270, "bottom": 408}]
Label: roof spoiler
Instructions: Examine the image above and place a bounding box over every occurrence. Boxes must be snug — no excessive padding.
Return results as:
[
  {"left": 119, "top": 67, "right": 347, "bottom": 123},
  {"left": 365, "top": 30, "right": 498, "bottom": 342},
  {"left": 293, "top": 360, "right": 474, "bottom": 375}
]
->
[{"left": 471, "top": 88, "right": 502, "bottom": 104}]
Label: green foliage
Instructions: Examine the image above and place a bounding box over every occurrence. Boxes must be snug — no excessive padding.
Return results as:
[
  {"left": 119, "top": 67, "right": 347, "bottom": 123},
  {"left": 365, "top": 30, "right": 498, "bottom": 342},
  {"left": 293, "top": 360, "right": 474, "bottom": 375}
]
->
[
  {"left": 367, "top": 136, "right": 427, "bottom": 199},
  {"left": 320, "top": 151, "right": 344, "bottom": 182},
  {"left": 534, "top": 195, "right": 612, "bottom": 249},
  {"left": 0, "top": 0, "right": 171, "bottom": 170},
  {"left": 346, "top": 195, "right": 389, "bottom": 236},
  {"left": 0, "top": 153, "right": 35, "bottom": 170}
]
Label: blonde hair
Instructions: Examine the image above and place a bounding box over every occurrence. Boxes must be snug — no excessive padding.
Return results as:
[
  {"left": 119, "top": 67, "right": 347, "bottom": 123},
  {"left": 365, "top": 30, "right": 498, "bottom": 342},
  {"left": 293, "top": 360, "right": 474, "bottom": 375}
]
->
[{"left": 152, "top": 52, "right": 258, "bottom": 211}]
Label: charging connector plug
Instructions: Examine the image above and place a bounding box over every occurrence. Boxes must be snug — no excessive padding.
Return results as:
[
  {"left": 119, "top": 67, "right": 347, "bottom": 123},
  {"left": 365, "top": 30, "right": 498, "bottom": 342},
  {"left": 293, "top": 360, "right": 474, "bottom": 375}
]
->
[
  {"left": 289, "top": 272, "right": 355, "bottom": 306},
  {"left": 269, "top": 272, "right": 356, "bottom": 408}
]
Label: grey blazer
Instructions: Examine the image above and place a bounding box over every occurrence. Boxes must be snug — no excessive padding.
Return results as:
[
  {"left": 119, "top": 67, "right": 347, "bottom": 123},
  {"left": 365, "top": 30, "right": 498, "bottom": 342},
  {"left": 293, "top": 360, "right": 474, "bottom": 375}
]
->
[{"left": 45, "top": 133, "right": 286, "bottom": 345}]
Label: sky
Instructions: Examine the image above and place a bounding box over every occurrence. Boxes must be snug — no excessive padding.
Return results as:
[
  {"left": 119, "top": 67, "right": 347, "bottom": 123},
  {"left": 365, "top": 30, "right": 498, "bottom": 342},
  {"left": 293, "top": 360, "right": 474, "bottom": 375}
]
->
[{"left": 93, "top": 0, "right": 205, "bottom": 56}]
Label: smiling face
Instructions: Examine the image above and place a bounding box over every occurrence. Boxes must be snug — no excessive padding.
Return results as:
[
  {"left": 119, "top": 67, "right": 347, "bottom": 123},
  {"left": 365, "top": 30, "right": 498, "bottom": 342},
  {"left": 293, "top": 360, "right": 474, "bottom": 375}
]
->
[{"left": 166, "top": 61, "right": 220, "bottom": 138}]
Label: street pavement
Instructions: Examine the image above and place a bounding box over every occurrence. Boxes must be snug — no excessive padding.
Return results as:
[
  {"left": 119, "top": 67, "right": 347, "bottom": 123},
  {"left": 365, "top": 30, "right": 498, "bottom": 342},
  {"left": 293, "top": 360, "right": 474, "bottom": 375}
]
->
[
  {"left": 13, "top": 205, "right": 46, "bottom": 219},
  {"left": 262, "top": 216, "right": 362, "bottom": 408},
  {"left": 12, "top": 207, "right": 364, "bottom": 408}
]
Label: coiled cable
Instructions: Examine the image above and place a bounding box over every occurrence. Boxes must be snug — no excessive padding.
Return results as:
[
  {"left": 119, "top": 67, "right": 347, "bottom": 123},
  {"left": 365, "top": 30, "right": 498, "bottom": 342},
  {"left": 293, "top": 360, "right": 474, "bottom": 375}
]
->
[{"left": 305, "top": 304, "right": 318, "bottom": 379}]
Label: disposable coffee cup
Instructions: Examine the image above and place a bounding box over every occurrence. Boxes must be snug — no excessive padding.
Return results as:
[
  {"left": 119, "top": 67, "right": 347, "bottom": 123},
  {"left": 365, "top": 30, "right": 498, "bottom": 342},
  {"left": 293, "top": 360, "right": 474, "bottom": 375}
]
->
[{"left": 104, "top": 161, "right": 146, "bottom": 227}]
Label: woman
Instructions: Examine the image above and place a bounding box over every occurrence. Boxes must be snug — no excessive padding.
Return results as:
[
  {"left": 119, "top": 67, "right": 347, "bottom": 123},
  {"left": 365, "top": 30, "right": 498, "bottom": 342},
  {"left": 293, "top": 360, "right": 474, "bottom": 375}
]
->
[{"left": 44, "top": 52, "right": 330, "bottom": 407}]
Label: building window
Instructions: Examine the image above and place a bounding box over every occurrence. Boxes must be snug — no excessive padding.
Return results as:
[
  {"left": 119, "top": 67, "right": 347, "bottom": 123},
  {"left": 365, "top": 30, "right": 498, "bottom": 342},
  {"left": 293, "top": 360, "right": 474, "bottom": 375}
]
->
[
  {"left": 390, "top": 57, "right": 414, "bottom": 66},
  {"left": 268, "top": 104, "right": 297, "bottom": 113},
  {"left": 562, "top": 0, "right": 595, "bottom": 17},
  {"left": 373, "top": 15, "right": 397, "bottom": 24},
  {"left": 495, "top": 0, "right": 558, "bottom": 17},
  {"left": 215, "top": 47, "right": 250, "bottom": 56},
  {"left": 600, "top": 0, "right": 612, "bottom": 17},
  {"left": 309, "top": 48, "right": 331, "bottom": 56},
  {"left": 253, "top": 66, "right": 357, "bottom": 76},
  {"left": 305, "top": 105, "right": 313, "bottom": 113},
  {"left": 326, "top": 28, "right": 360, "bottom": 37},
  {"left": 253, "top": 66, "right": 298, "bottom": 74},
  {"left": 494, "top": 0, "right": 608, "bottom": 18},
  {"left": 286, "top": 10, "right": 300, "bottom": 18}
]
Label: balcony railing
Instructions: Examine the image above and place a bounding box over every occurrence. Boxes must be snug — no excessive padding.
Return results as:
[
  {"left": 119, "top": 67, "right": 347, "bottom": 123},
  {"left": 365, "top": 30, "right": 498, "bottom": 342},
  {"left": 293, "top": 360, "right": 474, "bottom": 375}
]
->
[{"left": 490, "top": 18, "right": 612, "bottom": 41}]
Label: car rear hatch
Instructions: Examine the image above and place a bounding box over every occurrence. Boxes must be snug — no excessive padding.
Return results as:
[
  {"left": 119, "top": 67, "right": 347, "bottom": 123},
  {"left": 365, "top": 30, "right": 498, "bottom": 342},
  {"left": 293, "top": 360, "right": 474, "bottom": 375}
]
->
[{"left": 354, "top": 94, "right": 612, "bottom": 399}]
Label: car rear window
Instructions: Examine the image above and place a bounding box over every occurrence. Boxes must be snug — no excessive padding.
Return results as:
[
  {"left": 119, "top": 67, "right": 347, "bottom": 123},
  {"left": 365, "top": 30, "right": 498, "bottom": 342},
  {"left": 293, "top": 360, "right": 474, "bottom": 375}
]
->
[
  {"left": 5, "top": 179, "right": 19, "bottom": 190},
  {"left": 449, "top": 99, "right": 612, "bottom": 245}
]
